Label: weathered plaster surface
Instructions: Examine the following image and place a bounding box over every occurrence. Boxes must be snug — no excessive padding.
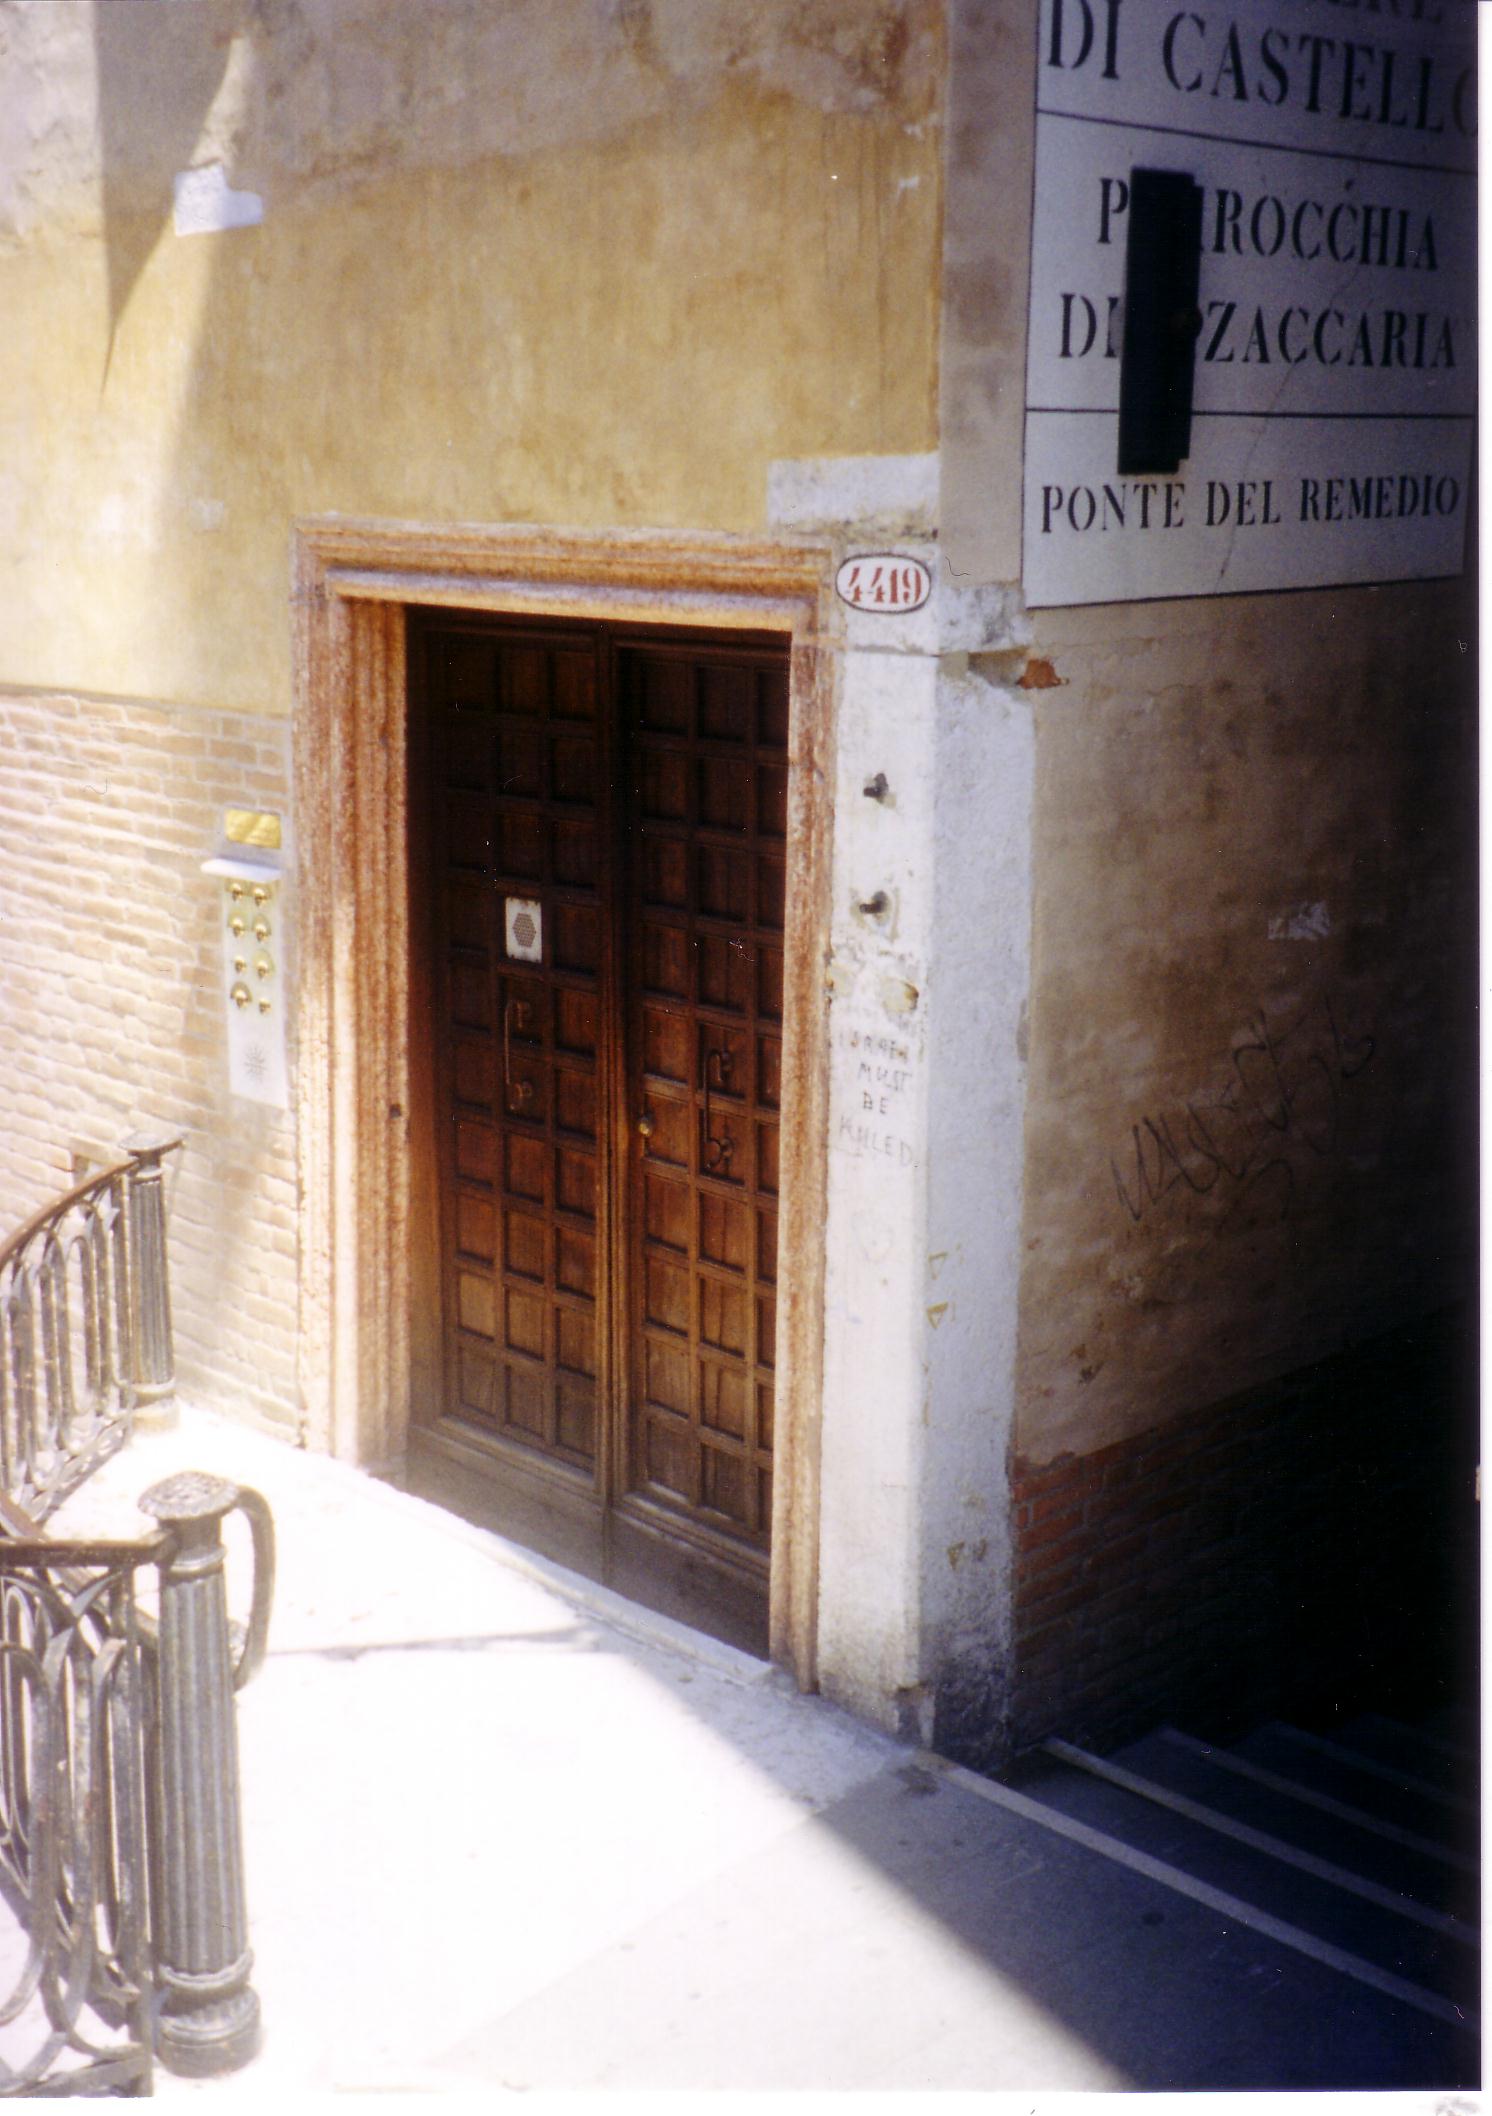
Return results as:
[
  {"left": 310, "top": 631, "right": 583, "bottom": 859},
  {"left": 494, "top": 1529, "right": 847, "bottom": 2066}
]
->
[
  {"left": 1014, "top": 581, "right": 1476, "bottom": 1464},
  {"left": 937, "top": 0, "right": 1034, "bottom": 584},
  {"left": 0, "top": 0, "right": 943, "bottom": 714},
  {"left": 768, "top": 450, "right": 939, "bottom": 535}
]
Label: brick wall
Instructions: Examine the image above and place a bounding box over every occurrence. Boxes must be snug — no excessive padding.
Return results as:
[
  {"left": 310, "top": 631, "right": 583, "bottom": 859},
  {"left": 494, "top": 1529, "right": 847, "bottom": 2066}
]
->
[
  {"left": 0, "top": 689, "right": 300, "bottom": 1439},
  {"left": 1008, "top": 1306, "right": 1475, "bottom": 1756}
]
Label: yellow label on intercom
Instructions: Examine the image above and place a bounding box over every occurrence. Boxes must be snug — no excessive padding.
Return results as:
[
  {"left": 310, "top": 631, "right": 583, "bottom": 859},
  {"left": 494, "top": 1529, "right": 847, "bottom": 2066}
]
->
[{"left": 224, "top": 809, "right": 282, "bottom": 850}]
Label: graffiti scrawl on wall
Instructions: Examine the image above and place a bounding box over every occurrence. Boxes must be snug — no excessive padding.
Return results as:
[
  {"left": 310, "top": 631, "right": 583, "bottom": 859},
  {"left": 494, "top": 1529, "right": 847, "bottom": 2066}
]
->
[{"left": 1110, "top": 990, "right": 1375, "bottom": 1231}]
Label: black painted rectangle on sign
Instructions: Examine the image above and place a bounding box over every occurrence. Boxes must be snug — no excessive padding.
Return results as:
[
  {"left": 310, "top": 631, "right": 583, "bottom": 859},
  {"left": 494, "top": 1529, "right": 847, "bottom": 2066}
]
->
[{"left": 1118, "top": 166, "right": 1203, "bottom": 476}]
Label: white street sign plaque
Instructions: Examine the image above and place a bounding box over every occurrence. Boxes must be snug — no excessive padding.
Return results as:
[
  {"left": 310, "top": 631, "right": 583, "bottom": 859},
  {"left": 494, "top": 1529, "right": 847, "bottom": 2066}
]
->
[{"left": 1023, "top": 0, "right": 1475, "bottom": 606}]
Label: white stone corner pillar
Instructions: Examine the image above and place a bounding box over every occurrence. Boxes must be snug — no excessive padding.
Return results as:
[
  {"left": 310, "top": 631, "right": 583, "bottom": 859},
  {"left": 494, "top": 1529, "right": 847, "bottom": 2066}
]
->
[{"left": 813, "top": 559, "right": 1035, "bottom": 1762}]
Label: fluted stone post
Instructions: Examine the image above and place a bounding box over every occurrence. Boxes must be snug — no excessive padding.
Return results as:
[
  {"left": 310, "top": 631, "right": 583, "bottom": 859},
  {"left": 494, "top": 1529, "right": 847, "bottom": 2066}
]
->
[
  {"left": 141, "top": 1471, "right": 271, "bottom": 2076},
  {"left": 122, "top": 1130, "right": 180, "bottom": 1432}
]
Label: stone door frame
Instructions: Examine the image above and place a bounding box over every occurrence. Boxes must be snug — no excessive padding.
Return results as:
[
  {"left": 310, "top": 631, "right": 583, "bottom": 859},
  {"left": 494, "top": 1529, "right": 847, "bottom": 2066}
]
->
[{"left": 290, "top": 518, "right": 837, "bottom": 1685}]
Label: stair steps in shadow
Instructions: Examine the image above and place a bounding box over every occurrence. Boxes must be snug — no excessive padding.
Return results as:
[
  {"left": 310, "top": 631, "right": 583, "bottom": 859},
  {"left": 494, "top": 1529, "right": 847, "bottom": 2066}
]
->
[{"left": 1006, "top": 1712, "right": 1480, "bottom": 2035}]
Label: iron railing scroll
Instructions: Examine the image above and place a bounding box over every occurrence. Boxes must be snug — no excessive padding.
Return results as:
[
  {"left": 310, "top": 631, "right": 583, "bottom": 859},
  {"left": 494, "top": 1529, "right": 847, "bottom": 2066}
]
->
[
  {"left": 0, "top": 1484, "right": 275, "bottom": 2094},
  {"left": 0, "top": 1525, "right": 164, "bottom": 2095},
  {"left": 0, "top": 1136, "right": 275, "bottom": 2091},
  {"left": 0, "top": 1134, "right": 183, "bottom": 1525}
]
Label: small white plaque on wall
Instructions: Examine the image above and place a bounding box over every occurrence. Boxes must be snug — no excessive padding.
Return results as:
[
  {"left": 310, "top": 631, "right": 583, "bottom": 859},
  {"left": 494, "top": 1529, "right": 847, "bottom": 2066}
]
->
[{"left": 834, "top": 554, "right": 933, "bottom": 614}]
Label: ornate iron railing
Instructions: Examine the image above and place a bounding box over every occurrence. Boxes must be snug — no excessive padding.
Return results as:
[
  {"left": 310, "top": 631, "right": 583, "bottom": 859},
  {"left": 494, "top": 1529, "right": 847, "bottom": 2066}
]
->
[
  {"left": 0, "top": 1134, "right": 180, "bottom": 1524},
  {"left": 0, "top": 1142, "right": 272, "bottom": 2093},
  {"left": 0, "top": 1483, "right": 274, "bottom": 2096},
  {"left": 0, "top": 1528, "right": 159, "bottom": 2096}
]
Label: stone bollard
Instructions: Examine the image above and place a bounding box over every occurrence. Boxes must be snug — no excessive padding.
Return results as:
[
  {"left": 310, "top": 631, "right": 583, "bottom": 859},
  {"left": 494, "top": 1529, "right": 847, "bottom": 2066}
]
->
[
  {"left": 122, "top": 1130, "right": 181, "bottom": 1433},
  {"left": 140, "top": 1471, "right": 275, "bottom": 2076}
]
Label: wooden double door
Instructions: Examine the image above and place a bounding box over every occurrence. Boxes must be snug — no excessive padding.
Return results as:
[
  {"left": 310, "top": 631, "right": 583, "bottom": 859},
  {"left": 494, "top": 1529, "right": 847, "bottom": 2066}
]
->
[{"left": 407, "top": 614, "right": 788, "bottom": 1652}]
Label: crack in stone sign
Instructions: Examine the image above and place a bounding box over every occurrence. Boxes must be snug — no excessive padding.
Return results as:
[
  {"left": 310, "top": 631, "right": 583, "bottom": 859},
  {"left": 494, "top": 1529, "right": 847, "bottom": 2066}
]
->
[{"left": 1110, "top": 989, "right": 1374, "bottom": 1230}]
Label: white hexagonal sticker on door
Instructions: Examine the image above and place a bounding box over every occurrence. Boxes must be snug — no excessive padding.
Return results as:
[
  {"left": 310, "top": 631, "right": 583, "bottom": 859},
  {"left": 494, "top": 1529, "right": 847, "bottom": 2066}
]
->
[{"left": 504, "top": 895, "right": 543, "bottom": 963}]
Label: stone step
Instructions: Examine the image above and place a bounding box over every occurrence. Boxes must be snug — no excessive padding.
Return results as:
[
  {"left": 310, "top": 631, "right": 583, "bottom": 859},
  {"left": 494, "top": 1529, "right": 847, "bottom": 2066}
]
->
[
  {"left": 1108, "top": 1726, "right": 1479, "bottom": 1923},
  {"left": 1418, "top": 1704, "right": 1481, "bottom": 1756},
  {"left": 1330, "top": 1712, "right": 1481, "bottom": 1798},
  {"left": 1007, "top": 1744, "right": 1478, "bottom": 2023},
  {"left": 1231, "top": 1721, "right": 1480, "bottom": 1850}
]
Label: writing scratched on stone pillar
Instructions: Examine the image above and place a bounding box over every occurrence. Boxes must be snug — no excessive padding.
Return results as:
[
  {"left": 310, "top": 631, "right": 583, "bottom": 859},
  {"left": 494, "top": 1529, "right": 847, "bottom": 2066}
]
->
[{"left": 835, "top": 1021, "right": 919, "bottom": 1168}]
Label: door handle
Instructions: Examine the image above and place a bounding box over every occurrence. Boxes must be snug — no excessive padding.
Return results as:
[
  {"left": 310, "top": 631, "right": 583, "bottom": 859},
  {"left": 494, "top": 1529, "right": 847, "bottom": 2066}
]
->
[
  {"left": 504, "top": 996, "right": 533, "bottom": 1112},
  {"left": 702, "top": 1046, "right": 734, "bottom": 1174}
]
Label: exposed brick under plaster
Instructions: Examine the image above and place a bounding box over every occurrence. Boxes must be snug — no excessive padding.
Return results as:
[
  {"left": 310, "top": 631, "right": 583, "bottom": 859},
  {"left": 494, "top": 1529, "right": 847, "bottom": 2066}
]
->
[
  {"left": 0, "top": 689, "right": 300, "bottom": 1439},
  {"left": 1008, "top": 1305, "right": 1475, "bottom": 1756}
]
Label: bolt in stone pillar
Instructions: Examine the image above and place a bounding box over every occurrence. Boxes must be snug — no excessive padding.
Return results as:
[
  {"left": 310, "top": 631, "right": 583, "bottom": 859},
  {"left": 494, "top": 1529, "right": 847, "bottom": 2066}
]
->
[
  {"left": 140, "top": 1471, "right": 273, "bottom": 2076},
  {"left": 122, "top": 1130, "right": 181, "bottom": 1431}
]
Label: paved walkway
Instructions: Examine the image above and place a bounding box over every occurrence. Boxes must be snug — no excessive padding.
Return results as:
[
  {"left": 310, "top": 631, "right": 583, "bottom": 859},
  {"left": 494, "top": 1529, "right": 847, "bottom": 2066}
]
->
[{"left": 45, "top": 1409, "right": 1478, "bottom": 2097}]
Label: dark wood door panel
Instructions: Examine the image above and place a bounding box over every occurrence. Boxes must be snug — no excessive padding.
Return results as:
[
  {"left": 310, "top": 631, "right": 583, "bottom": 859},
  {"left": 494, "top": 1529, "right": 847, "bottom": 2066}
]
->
[
  {"left": 621, "top": 642, "right": 784, "bottom": 1564},
  {"left": 411, "top": 616, "right": 787, "bottom": 1649},
  {"left": 423, "top": 623, "right": 608, "bottom": 1501}
]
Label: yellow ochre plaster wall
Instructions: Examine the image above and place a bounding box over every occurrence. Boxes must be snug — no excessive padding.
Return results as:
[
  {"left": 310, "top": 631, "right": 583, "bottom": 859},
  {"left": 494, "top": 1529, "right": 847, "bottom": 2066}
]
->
[{"left": 0, "top": 0, "right": 943, "bottom": 717}]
